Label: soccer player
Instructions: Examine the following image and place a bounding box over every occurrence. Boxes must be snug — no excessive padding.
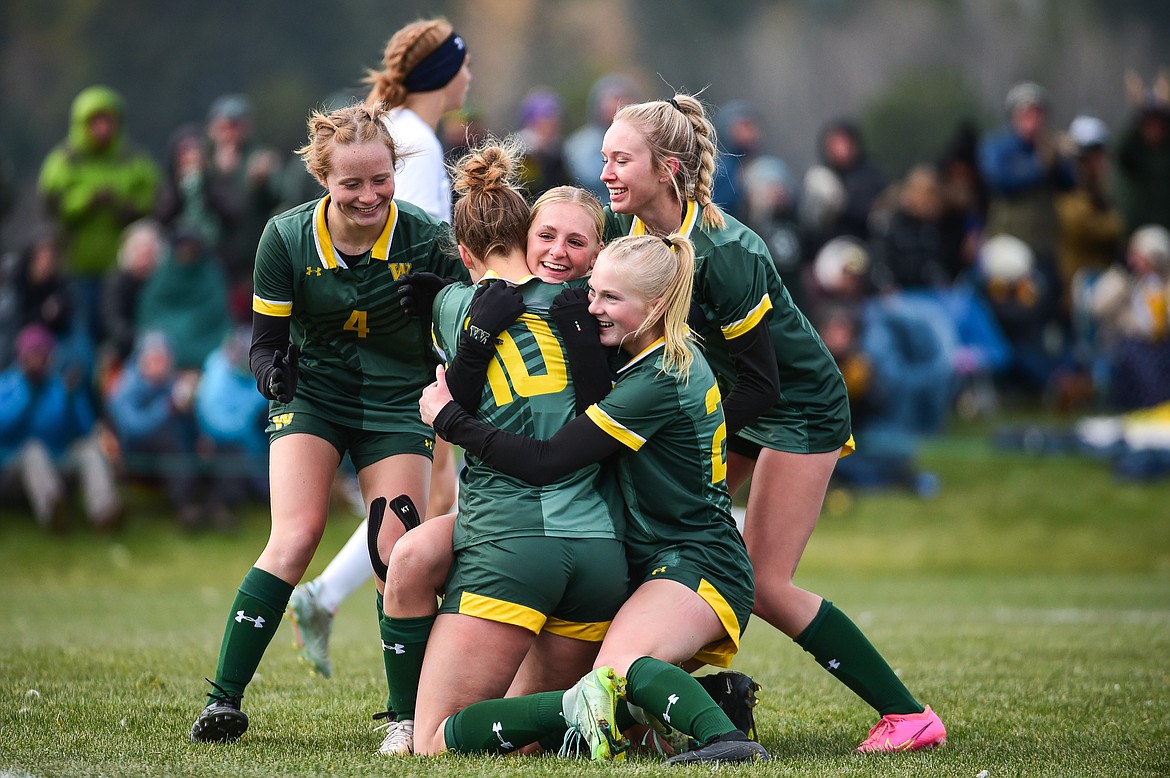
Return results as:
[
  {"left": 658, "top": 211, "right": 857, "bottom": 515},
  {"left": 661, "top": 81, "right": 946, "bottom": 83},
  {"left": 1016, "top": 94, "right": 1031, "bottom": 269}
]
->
[
  {"left": 188, "top": 102, "right": 467, "bottom": 744},
  {"left": 286, "top": 18, "right": 473, "bottom": 679},
  {"left": 376, "top": 140, "right": 629, "bottom": 757},
  {"left": 598, "top": 94, "right": 946, "bottom": 752},
  {"left": 418, "top": 233, "right": 769, "bottom": 764},
  {"left": 366, "top": 182, "right": 615, "bottom": 755}
]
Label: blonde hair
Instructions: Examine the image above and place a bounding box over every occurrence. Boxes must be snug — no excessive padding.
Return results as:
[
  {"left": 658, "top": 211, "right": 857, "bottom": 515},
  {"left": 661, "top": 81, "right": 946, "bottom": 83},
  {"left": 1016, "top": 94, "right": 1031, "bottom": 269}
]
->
[
  {"left": 529, "top": 185, "right": 605, "bottom": 245},
  {"left": 296, "top": 103, "right": 397, "bottom": 186},
  {"left": 600, "top": 233, "right": 696, "bottom": 378},
  {"left": 117, "top": 219, "right": 165, "bottom": 270},
  {"left": 365, "top": 18, "right": 456, "bottom": 108},
  {"left": 450, "top": 137, "right": 529, "bottom": 260},
  {"left": 613, "top": 94, "right": 725, "bottom": 230}
]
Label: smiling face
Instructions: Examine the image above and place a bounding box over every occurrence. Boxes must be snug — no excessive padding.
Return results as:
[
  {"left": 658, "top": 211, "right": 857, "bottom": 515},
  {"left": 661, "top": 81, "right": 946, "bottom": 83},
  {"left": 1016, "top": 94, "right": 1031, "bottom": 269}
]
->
[
  {"left": 526, "top": 201, "right": 601, "bottom": 283},
  {"left": 324, "top": 140, "right": 396, "bottom": 230},
  {"left": 587, "top": 250, "right": 659, "bottom": 355},
  {"left": 600, "top": 118, "right": 671, "bottom": 217}
]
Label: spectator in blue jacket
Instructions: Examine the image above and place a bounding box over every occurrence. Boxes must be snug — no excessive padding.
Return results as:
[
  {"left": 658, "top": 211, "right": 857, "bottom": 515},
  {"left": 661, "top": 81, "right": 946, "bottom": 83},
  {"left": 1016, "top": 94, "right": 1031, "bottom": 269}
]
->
[
  {"left": 106, "top": 331, "right": 202, "bottom": 529},
  {"left": 0, "top": 323, "right": 122, "bottom": 531},
  {"left": 194, "top": 326, "right": 269, "bottom": 530}
]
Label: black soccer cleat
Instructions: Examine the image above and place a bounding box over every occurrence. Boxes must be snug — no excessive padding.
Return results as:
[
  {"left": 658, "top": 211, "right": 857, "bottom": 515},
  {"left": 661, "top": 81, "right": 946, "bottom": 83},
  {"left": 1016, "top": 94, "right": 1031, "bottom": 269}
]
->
[
  {"left": 664, "top": 730, "right": 770, "bottom": 765},
  {"left": 189, "top": 680, "right": 249, "bottom": 743},
  {"left": 696, "top": 670, "right": 762, "bottom": 741}
]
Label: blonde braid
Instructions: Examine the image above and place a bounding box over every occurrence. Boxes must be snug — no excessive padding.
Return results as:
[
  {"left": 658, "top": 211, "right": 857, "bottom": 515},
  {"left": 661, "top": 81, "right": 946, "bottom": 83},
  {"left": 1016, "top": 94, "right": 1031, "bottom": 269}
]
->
[{"left": 673, "top": 95, "right": 725, "bottom": 230}]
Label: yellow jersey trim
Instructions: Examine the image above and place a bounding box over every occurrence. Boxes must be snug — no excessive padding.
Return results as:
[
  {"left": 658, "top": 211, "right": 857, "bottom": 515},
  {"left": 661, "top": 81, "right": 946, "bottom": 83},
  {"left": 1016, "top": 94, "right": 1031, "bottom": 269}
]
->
[
  {"left": 722, "top": 293, "right": 774, "bottom": 340},
  {"left": 615, "top": 338, "right": 666, "bottom": 375},
  {"left": 311, "top": 196, "right": 398, "bottom": 270},
  {"left": 586, "top": 405, "right": 646, "bottom": 451},
  {"left": 253, "top": 295, "right": 292, "bottom": 317},
  {"left": 630, "top": 199, "right": 699, "bottom": 239}
]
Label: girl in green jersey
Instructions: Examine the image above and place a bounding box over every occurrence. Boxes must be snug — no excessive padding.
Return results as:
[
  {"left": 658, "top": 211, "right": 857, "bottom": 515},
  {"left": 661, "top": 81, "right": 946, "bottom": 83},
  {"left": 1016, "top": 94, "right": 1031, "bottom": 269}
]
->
[
  {"left": 189, "top": 103, "right": 465, "bottom": 744},
  {"left": 596, "top": 94, "right": 945, "bottom": 753}
]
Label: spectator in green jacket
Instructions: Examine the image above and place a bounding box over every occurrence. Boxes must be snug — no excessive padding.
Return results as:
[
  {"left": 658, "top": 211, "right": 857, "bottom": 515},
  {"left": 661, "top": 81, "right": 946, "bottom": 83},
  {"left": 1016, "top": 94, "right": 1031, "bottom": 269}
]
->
[{"left": 37, "top": 85, "right": 160, "bottom": 345}]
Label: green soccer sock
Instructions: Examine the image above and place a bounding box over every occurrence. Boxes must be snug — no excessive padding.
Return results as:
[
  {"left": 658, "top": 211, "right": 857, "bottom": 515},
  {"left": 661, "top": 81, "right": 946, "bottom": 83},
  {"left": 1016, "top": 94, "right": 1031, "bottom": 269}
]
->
[
  {"left": 444, "top": 691, "right": 566, "bottom": 754},
  {"left": 625, "top": 656, "right": 734, "bottom": 745},
  {"left": 795, "top": 599, "right": 924, "bottom": 716},
  {"left": 210, "top": 567, "right": 293, "bottom": 703},
  {"left": 377, "top": 598, "right": 434, "bottom": 720}
]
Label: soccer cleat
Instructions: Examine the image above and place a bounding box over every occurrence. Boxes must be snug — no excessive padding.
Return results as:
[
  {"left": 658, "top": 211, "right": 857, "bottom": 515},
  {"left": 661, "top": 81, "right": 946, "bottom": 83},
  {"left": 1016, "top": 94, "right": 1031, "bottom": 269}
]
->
[
  {"left": 856, "top": 705, "right": 947, "bottom": 753},
  {"left": 561, "top": 666, "right": 630, "bottom": 760},
  {"left": 287, "top": 579, "right": 333, "bottom": 678},
  {"left": 696, "top": 670, "right": 762, "bottom": 741},
  {"left": 664, "top": 730, "right": 770, "bottom": 765},
  {"left": 374, "top": 716, "right": 414, "bottom": 755},
  {"left": 189, "top": 680, "right": 248, "bottom": 743},
  {"left": 624, "top": 702, "right": 689, "bottom": 756}
]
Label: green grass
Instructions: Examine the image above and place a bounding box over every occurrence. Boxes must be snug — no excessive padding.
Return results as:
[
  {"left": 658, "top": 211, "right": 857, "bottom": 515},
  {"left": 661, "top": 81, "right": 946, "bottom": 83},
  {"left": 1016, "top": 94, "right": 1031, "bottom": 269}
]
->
[{"left": 2, "top": 432, "right": 1169, "bottom": 777}]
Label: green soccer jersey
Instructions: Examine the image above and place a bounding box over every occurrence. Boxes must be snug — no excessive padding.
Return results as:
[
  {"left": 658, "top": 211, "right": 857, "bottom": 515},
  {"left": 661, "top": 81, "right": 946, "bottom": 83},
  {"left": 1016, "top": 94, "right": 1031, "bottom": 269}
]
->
[
  {"left": 605, "top": 202, "right": 852, "bottom": 454},
  {"left": 252, "top": 196, "right": 466, "bottom": 431},
  {"left": 433, "top": 273, "right": 626, "bottom": 551},
  {"left": 583, "top": 339, "right": 737, "bottom": 553}
]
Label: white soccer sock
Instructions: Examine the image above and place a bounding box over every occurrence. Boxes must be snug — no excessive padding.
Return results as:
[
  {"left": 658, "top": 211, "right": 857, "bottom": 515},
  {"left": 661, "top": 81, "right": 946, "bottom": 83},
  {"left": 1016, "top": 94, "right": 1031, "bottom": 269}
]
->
[{"left": 314, "top": 519, "right": 374, "bottom": 613}]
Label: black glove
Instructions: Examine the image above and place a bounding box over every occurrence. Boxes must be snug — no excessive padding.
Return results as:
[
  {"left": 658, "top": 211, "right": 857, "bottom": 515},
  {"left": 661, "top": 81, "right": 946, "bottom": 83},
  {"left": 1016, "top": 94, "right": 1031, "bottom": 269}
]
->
[
  {"left": 549, "top": 288, "right": 612, "bottom": 414},
  {"left": 398, "top": 272, "right": 458, "bottom": 319},
  {"left": 443, "top": 282, "right": 525, "bottom": 412},
  {"left": 465, "top": 280, "right": 526, "bottom": 346},
  {"left": 263, "top": 343, "right": 299, "bottom": 403}
]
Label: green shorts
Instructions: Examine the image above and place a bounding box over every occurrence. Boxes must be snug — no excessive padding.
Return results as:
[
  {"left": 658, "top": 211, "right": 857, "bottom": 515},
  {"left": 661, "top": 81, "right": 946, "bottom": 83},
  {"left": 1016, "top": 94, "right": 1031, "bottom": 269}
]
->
[
  {"left": 627, "top": 530, "right": 754, "bottom": 668},
  {"left": 266, "top": 409, "right": 435, "bottom": 470},
  {"left": 439, "top": 536, "right": 628, "bottom": 640},
  {"left": 734, "top": 397, "right": 853, "bottom": 455}
]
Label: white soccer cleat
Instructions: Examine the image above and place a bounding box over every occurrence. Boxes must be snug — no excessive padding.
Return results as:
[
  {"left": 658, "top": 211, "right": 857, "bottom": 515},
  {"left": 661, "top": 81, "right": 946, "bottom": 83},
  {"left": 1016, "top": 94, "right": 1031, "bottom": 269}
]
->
[{"left": 375, "top": 717, "right": 414, "bottom": 756}]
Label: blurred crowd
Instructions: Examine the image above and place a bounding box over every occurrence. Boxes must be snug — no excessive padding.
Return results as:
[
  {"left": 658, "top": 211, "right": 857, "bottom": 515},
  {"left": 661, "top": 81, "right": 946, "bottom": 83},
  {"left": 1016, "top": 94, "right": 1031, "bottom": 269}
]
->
[{"left": 3, "top": 71, "right": 1169, "bottom": 532}]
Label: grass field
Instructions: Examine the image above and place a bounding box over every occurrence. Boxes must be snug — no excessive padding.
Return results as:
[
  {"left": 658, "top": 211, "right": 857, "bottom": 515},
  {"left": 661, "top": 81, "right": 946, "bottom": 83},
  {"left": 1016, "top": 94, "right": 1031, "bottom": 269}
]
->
[{"left": 2, "top": 428, "right": 1168, "bottom": 777}]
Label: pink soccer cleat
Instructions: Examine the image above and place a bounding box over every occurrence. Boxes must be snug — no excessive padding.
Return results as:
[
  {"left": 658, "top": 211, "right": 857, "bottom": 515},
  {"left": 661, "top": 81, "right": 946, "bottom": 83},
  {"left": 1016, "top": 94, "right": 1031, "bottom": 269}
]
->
[{"left": 856, "top": 705, "right": 947, "bottom": 753}]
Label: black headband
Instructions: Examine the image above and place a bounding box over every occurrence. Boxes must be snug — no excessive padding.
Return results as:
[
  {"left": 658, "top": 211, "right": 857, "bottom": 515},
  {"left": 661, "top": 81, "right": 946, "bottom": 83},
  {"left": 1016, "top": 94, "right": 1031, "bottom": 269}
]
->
[{"left": 403, "top": 31, "right": 467, "bottom": 93}]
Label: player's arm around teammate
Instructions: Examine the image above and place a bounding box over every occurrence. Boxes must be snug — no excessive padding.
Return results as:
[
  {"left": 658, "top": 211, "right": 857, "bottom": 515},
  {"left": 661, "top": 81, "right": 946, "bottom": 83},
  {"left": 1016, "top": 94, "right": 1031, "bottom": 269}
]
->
[
  {"left": 189, "top": 103, "right": 465, "bottom": 744},
  {"left": 381, "top": 184, "right": 611, "bottom": 699},
  {"left": 379, "top": 144, "right": 627, "bottom": 758},
  {"left": 419, "top": 235, "right": 768, "bottom": 764}
]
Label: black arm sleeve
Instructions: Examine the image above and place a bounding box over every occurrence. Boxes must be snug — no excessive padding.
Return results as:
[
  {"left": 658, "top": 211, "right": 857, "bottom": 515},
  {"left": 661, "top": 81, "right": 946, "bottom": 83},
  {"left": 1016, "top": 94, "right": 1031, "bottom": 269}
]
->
[
  {"left": 433, "top": 403, "right": 623, "bottom": 486},
  {"left": 549, "top": 291, "right": 613, "bottom": 415},
  {"left": 721, "top": 320, "right": 781, "bottom": 435},
  {"left": 249, "top": 311, "right": 290, "bottom": 399},
  {"left": 443, "top": 333, "right": 497, "bottom": 413}
]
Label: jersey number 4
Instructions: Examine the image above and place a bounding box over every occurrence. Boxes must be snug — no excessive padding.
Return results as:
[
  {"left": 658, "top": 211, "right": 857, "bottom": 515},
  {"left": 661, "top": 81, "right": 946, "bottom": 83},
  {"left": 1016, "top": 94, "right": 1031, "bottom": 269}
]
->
[{"left": 344, "top": 309, "right": 370, "bottom": 338}]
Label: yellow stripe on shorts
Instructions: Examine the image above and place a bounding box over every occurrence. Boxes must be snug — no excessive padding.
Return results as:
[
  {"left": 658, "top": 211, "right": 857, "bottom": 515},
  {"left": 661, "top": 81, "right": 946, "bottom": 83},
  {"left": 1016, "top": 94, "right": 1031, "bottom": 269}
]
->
[
  {"left": 457, "top": 591, "right": 546, "bottom": 635},
  {"left": 689, "top": 578, "right": 742, "bottom": 668},
  {"left": 544, "top": 616, "right": 611, "bottom": 643}
]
